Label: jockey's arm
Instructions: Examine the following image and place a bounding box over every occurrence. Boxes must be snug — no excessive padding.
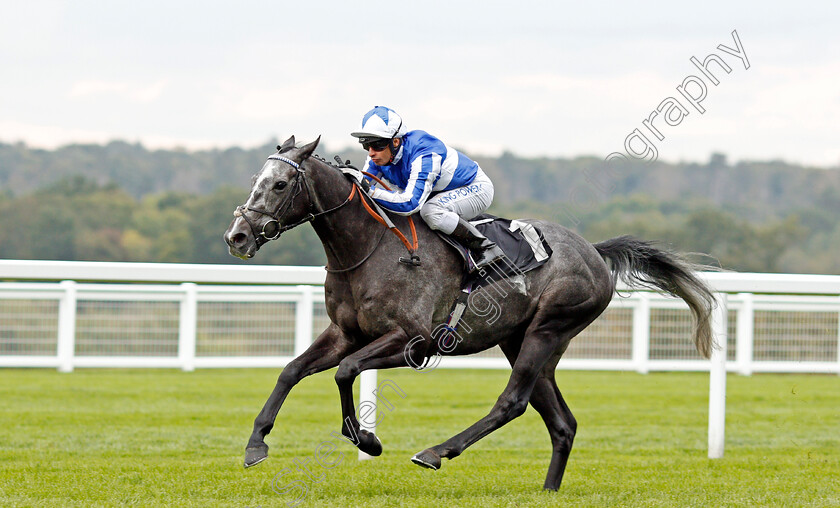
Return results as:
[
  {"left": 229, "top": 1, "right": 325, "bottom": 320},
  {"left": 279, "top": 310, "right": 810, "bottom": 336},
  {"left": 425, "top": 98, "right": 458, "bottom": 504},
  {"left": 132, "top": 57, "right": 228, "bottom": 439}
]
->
[{"left": 368, "top": 153, "right": 438, "bottom": 216}]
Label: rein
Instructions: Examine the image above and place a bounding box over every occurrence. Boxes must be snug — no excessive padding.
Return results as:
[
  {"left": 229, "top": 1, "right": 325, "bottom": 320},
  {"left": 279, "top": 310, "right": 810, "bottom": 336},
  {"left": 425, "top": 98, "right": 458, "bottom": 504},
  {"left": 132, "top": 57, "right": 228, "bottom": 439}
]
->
[
  {"left": 235, "top": 155, "right": 354, "bottom": 248},
  {"left": 358, "top": 171, "right": 419, "bottom": 256},
  {"left": 236, "top": 153, "right": 421, "bottom": 272},
  {"left": 325, "top": 171, "right": 421, "bottom": 272}
]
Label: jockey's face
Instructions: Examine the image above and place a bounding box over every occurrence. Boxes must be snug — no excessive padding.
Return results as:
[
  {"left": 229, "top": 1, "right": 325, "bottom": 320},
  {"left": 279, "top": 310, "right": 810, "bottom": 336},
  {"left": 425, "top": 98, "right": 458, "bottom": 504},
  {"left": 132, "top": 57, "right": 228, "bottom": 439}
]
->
[{"left": 368, "top": 137, "right": 400, "bottom": 166}]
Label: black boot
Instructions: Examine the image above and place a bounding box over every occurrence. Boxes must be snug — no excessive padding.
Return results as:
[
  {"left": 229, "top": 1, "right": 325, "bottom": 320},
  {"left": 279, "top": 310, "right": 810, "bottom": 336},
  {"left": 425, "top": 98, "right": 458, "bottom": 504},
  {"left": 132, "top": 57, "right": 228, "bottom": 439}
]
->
[{"left": 450, "top": 218, "right": 505, "bottom": 271}]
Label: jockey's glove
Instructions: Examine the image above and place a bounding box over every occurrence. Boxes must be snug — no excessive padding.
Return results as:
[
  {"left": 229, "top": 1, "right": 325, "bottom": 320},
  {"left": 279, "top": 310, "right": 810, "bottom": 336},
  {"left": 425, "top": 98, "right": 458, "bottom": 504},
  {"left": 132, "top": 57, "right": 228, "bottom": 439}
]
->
[{"left": 333, "top": 156, "right": 370, "bottom": 193}]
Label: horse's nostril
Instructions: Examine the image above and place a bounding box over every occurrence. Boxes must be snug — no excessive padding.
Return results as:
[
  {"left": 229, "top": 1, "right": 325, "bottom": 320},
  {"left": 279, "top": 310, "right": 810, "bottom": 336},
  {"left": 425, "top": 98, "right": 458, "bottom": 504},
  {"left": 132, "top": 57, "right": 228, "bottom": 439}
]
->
[{"left": 231, "top": 232, "right": 248, "bottom": 246}]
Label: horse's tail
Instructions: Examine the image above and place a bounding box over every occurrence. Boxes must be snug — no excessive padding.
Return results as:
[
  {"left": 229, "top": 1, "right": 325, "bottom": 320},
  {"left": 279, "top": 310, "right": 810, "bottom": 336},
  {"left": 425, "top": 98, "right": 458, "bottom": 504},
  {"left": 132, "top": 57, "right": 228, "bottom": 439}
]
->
[{"left": 593, "top": 235, "right": 714, "bottom": 358}]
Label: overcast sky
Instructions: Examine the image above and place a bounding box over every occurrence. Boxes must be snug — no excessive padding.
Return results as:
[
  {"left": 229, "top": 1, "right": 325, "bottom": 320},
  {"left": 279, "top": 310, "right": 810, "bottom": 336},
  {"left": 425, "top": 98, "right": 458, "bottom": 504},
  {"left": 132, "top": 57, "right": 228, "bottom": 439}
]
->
[{"left": 1, "top": 1, "right": 838, "bottom": 166}]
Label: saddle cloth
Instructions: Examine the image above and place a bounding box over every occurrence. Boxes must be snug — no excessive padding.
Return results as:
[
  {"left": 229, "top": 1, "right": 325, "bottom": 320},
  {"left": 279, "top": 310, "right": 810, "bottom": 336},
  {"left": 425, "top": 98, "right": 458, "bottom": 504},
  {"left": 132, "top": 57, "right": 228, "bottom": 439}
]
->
[{"left": 437, "top": 214, "right": 553, "bottom": 286}]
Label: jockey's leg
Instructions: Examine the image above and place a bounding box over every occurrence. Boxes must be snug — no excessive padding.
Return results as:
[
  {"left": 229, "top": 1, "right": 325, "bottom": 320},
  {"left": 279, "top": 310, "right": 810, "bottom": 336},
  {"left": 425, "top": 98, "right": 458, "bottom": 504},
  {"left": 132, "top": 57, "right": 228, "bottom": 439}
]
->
[
  {"left": 419, "top": 168, "right": 503, "bottom": 270},
  {"left": 448, "top": 218, "right": 505, "bottom": 270}
]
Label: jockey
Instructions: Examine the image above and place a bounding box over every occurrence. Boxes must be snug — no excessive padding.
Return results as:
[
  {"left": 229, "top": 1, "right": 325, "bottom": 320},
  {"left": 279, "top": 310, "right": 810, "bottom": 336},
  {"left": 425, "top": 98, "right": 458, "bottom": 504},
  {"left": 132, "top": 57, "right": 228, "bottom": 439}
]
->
[{"left": 351, "top": 105, "right": 504, "bottom": 270}]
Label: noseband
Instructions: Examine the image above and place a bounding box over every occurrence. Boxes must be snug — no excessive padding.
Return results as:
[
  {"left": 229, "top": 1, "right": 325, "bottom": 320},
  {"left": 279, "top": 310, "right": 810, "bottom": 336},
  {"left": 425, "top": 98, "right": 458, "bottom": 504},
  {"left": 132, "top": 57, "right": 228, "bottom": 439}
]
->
[{"left": 234, "top": 154, "right": 353, "bottom": 250}]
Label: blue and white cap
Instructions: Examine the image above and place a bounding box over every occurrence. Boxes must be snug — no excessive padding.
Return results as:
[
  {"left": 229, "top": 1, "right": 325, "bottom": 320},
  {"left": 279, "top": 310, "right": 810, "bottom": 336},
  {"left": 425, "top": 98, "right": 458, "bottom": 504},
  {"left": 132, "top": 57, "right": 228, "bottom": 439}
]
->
[{"left": 350, "top": 106, "right": 406, "bottom": 141}]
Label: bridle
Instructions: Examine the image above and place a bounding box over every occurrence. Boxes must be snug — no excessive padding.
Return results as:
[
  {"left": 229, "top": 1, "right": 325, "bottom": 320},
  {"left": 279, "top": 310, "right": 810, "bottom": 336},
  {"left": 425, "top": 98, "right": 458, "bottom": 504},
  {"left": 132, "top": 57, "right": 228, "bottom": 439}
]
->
[
  {"left": 233, "top": 150, "right": 420, "bottom": 271},
  {"left": 234, "top": 154, "right": 353, "bottom": 250}
]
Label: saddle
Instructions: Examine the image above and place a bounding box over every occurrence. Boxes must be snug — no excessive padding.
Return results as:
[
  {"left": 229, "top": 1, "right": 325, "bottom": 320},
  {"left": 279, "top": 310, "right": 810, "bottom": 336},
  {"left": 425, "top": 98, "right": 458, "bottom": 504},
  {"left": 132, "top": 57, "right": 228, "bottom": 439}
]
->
[
  {"left": 430, "top": 214, "right": 553, "bottom": 348},
  {"left": 438, "top": 214, "right": 553, "bottom": 290}
]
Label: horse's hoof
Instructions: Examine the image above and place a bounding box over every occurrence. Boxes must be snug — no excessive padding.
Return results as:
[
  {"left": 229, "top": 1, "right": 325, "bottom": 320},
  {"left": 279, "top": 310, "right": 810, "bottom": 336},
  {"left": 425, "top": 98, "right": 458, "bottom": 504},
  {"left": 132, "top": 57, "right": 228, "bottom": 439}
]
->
[
  {"left": 358, "top": 429, "right": 383, "bottom": 456},
  {"left": 244, "top": 445, "right": 269, "bottom": 468},
  {"left": 411, "top": 449, "right": 441, "bottom": 470}
]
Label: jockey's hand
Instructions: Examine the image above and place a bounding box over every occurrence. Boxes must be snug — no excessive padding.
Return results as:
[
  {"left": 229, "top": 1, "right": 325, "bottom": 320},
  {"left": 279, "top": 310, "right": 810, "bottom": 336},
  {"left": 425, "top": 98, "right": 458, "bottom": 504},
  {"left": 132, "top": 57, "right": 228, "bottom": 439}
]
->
[{"left": 334, "top": 156, "right": 368, "bottom": 191}]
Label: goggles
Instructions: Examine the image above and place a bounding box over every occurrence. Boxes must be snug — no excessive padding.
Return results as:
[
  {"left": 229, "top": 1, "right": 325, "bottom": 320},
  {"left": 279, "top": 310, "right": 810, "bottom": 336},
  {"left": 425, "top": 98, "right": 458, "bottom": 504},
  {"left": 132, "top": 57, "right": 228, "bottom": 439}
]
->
[{"left": 360, "top": 138, "right": 391, "bottom": 151}]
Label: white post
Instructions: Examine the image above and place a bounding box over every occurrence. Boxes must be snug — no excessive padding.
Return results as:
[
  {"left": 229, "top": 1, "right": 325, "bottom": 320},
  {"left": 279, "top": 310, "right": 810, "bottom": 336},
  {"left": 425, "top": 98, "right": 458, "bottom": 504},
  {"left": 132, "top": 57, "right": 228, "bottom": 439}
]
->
[
  {"left": 837, "top": 295, "right": 840, "bottom": 376},
  {"left": 57, "top": 280, "right": 77, "bottom": 373},
  {"left": 735, "top": 292, "right": 754, "bottom": 376},
  {"left": 358, "top": 369, "right": 378, "bottom": 460},
  {"left": 178, "top": 283, "right": 198, "bottom": 372},
  {"left": 632, "top": 293, "right": 651, "bottom": 374},
  {"left": 294, "top": 285, "right": 314, "bottom": 357},
  {"left": 708, "top": 293, "right": 728, "bottom": 459}
]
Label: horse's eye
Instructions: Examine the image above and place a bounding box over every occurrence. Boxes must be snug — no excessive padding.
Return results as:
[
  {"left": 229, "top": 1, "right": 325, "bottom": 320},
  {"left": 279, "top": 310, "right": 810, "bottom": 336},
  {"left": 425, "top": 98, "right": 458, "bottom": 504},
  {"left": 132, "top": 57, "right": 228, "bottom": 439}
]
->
[{"left": 273, "top": 181, "right": 288, "bottom": 191}]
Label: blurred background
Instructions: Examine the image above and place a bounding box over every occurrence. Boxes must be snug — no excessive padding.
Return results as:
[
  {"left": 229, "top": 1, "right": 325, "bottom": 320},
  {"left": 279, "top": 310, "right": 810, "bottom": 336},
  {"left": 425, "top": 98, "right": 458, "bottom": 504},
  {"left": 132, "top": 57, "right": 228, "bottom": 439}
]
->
[{"left": 2, "top": 1, "right": 838, "bottom": 272}]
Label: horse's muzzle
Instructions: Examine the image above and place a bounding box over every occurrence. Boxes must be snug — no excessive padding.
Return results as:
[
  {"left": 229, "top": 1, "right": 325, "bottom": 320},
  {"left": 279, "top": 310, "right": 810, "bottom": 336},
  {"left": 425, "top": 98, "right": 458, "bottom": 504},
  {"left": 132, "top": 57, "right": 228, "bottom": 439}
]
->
[{"left": 224, "top": 219, "right": 258, "bottom": 259}]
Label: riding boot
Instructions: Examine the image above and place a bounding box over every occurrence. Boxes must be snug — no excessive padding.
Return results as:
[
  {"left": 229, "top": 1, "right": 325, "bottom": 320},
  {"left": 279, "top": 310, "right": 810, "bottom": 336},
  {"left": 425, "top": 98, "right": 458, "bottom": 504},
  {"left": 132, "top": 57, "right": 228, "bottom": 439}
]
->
[{"left": 449, "top": 218, "right": 505, "bottom": 271}]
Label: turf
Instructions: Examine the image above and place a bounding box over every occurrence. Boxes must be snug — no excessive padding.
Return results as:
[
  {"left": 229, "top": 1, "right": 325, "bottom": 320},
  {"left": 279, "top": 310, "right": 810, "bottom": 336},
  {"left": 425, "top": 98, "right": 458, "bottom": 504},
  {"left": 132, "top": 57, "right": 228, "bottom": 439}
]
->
[{"left": 0, "top": 368, "right": 838, "bottom": 507}]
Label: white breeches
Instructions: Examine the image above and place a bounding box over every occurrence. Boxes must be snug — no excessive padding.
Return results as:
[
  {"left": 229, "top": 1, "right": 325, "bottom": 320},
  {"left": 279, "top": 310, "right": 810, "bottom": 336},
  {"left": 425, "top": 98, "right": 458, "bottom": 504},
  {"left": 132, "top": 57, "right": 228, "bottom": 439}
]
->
[{"left": 419, "top": 167, "right": 494, "bottom": 234}]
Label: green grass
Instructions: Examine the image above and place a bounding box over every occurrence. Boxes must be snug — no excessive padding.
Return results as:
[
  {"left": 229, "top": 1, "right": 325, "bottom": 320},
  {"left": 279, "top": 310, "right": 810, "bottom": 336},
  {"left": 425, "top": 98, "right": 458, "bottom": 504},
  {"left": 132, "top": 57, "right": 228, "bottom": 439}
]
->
[{"left": 0, "top": 368, "right": 838, "bottom": 507}]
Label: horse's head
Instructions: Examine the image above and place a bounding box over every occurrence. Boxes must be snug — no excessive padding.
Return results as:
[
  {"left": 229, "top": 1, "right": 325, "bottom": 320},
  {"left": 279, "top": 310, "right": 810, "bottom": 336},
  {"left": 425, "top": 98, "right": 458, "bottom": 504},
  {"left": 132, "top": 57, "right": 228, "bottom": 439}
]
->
[{"left": 224, "top": 135, "right": 321, "bottom": 259}]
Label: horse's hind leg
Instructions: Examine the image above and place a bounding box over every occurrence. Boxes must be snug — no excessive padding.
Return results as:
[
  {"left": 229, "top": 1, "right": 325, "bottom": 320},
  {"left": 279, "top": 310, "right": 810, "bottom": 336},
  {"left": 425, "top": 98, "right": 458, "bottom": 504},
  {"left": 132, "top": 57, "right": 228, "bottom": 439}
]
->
[
  {"left": 245, "top": 323, "right": 355, "bottom": 468},
  {"left": 529, "top": 371, "right": 577, "bottom": 490},
  {"left": 411, "top": 327, "right": 569, "bottom": 470},
  {"left": 411, "top": 287, "right": 601, "bottom": 477},
  {"left": 499, "top": 341, "right": 576, "bottom": 491}
]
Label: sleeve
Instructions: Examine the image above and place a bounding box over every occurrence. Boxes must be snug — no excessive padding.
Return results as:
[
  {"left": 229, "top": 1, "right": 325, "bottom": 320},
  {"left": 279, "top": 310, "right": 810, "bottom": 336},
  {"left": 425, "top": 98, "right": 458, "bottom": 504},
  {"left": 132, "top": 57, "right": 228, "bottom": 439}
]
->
[{"left": 368, "top": 152, "right": 441, "bottom": 215}]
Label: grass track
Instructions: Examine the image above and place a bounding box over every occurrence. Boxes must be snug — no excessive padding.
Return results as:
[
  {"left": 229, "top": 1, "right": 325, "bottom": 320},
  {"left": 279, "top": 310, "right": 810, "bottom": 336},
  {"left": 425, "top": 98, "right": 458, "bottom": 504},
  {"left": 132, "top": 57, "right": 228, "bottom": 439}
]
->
[{"left": 1, "top": 368, "right": 838, "bottom": 507}]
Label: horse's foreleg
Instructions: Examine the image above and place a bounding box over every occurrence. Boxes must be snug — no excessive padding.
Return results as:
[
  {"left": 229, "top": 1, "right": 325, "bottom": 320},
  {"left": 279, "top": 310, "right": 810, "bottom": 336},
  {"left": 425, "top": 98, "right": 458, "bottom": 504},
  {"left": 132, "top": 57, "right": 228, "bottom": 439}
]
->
[
  {"left": 245, "top": 324, "right": 355, "bottom": 468},
  {"left": 333, "top": 327, "right": 417, "bottom": 457}
]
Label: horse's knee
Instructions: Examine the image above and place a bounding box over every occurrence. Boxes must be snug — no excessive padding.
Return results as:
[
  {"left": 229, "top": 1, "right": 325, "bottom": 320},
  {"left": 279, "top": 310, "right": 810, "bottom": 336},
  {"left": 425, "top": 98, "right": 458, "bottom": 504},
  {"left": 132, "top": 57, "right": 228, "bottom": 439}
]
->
[
  {"left": 278, "top": 361, "right": 304, "bottom": 386},
  {"left": 496, "top": 395, "right": 529, "bottom": 421},
  {"left": 334, "top": 359, "right": 360, "bottom": 386},
  {"left": 279, "top": 364, "right": 299, "bottom": 382},
  {"left": 510, "top": 398, "right": 529, "bottom": 419}
]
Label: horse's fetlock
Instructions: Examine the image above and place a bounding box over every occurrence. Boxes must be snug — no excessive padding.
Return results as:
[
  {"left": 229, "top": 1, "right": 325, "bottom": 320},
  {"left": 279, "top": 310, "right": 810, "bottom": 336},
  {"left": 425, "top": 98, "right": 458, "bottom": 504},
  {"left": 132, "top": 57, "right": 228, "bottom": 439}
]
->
[{"left": 442, "top": 447, "right": 460, "bottom": 460}]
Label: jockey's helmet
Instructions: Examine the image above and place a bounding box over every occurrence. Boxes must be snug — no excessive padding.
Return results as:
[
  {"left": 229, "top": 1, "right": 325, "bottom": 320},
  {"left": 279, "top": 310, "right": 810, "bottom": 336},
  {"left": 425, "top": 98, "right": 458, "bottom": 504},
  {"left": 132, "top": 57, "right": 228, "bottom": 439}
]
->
[{"left": 351, "top": 106, "right": 406, "bottom": 146}]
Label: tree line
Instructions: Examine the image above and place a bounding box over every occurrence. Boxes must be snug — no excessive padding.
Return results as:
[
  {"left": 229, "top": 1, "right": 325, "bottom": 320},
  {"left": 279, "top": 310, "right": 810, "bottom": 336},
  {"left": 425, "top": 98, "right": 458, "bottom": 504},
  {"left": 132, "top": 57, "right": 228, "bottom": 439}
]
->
[
  {"left": 0, "top": 176, "right": 325, "bottom": 267},
  {"left": 1, "top": 140, "right": 838, "bottom": 273}
]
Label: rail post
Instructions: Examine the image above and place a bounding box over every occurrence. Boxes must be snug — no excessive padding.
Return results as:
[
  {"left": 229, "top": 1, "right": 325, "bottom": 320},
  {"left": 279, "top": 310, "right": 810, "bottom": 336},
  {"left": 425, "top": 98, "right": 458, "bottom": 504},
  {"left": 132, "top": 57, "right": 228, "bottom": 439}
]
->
[
  {"left": 708, "top": 292, "right": 728, "bottom": 459},
  {"left": 178, "top": 283, "right": 198, "bottom": 372},
  {"left": 837, "top": 295, "right": 840, "bottom": 376},
  {"left": 57, "top": 280, "right": 77, "bottom": 373},
  {"left": 632, "top": 292, "right": 651, "bottom": 374},
  {"left": 358, "top": 370, "right": 378, "bottom": 460},
  {"left": 736, "top": 292, "right": 754, "bottom": 376},
  {"left": 294, "top": 285, "right": 314, "bottom": 357}
]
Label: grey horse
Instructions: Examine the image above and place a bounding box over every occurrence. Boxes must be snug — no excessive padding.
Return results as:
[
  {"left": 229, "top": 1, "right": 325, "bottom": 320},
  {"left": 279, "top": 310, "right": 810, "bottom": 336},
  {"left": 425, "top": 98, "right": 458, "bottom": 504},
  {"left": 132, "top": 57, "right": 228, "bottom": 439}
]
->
[{"left": 223, "top": 136, "right": 714, "bottom": 490}]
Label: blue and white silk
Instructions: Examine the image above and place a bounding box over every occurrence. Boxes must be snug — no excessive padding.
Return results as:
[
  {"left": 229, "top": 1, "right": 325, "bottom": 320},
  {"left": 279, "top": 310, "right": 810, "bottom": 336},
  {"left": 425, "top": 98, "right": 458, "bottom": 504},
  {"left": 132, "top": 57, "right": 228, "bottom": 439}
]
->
[{"left": 364, "top": 130, "right": 481, "bottom": 217}]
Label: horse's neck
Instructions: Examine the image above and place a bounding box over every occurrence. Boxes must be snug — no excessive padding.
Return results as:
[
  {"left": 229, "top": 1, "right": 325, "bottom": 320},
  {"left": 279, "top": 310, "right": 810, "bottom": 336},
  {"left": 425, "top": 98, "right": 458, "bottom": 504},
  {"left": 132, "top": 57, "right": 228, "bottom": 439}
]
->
[{"left": 307, "top": 162, "right": 379, "bottom": 271}]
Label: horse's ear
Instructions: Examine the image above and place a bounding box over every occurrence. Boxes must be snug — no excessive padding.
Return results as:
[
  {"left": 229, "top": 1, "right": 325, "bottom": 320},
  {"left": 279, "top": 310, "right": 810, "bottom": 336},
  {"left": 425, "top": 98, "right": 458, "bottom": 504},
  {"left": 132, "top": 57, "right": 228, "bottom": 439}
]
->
[
  {"left": 277, "top": 135, "right": 296, "bottom": 153},
  {"left": 298, "top": 136, "right": 321, "bottom": 160}
]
